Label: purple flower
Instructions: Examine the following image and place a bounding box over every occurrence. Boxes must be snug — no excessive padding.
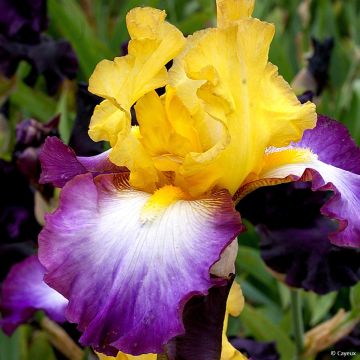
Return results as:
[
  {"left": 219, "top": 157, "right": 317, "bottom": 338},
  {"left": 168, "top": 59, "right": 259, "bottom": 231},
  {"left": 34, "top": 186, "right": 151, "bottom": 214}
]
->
[
  {"left": 0, "top": 0, "right": 78, "bottom": 94},
  {"left": 230, "top": 338, "right": 279, "bottom": 360},
  {"left": 36, "top": 105, "right": 360, "bottom": 354},
  {"left": 0, "top": 115, "right": 61, "bottom": 281},
  {"left": 0, "top": 255, "right": 68, "bottom": 335},
  {"left": 23, "top": 36, "right": 78, "bottom": 95},
  {"left": 0, "top": 160, "right": 38, "bottom": 240},
  {"left": 0, "top": 0, "right": 47, "bottom": 43},
  {"left": 308, "top": 37, "right": 334, "bottom": 95},
  {"left": 14, "top": 116, "right": 59, "bottom": 187}
]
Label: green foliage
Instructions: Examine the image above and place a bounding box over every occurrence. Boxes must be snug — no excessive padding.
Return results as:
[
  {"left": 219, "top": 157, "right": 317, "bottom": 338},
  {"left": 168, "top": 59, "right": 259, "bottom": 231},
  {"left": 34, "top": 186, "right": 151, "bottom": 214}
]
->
[{"left": 0, "top": 326, "right": 29, "bottom": 360}]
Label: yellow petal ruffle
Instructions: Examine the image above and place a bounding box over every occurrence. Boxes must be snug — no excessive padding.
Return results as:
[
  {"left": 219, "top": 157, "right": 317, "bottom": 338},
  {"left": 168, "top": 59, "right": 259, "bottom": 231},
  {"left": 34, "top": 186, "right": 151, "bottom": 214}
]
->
[
  {"left": 87, "top": 0, "right": 316, "bottom": 197},
  {"left": 170, "top": 15, "right": 316, "bottom": 196},
  {"left": 88, "top": 7, "right": 185, "bottom": 145},
  {"left": 217, "top": 0, "right": 255, "bottom": 27}
]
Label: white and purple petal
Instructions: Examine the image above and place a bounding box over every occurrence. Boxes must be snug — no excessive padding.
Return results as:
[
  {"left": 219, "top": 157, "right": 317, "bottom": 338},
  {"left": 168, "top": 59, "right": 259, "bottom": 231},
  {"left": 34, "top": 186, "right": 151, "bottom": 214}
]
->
[
  {"left": 0, "top": 255, "right": 68, "bottom": 335},
  {"left": 39, "top": 136, "right": 123, "bottom": 187},
  {"left": 38, "top": 173, "right": 243, "bottom": 355},
  {"left": 257, "top": 116, "right": 360, "bottom": 248}
]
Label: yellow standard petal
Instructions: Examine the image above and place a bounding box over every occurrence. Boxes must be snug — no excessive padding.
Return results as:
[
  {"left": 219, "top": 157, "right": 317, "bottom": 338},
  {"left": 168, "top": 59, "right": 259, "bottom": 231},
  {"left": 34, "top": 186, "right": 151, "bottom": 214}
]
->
[
  {"left": 88, "top": 7, "right": 185, "bottom": 145},
  {"left": 88, "top": 100, "right": 127, "bottom": 145},
  {"left": 87, "top": 0, "right": 316, "bottom": 199},
  {"left": 217, "top": 0, "right": 255, "bottom": 27},
  {"left": 174, "top": 16, "right": 316, "bottom": 196}
]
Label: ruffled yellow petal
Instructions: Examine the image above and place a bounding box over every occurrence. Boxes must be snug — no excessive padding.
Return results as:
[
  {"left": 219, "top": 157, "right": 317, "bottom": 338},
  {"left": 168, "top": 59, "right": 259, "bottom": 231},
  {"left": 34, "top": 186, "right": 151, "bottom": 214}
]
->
[
  {"left": 260, "top": 63, "right": 316, "bottom": 147},
  {"left": 217, "top": 0, "right": 255, "bottom": 27},
  {"left": 110, "top": 129, "right": 159, "bottom": 193},
  {"left": 88, "top": 1, "right": 316, "bottom": 198},
  {"left": 135, "top": 91, "right": 173, "bottom": 156},
  {"left": 135, "top": 89, "right": 201, "bottom": 160},
  {"left": 88, "top": 7, "right": 185, "bottom": 143},
  {"left": 168, "top": 30, "right": 208, "bottom": 115},
  {"left": 89, "top": 100, "right": 127, "bottom": 145},
  {"left": 175, "top": 17, "right": 316, "bottom": 196}
]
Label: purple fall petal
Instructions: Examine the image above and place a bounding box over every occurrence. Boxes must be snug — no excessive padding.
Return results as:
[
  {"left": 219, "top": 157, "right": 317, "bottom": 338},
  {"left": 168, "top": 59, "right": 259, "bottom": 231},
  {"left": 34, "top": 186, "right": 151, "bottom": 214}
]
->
[
  {"left": 166, "top": 277, "right": 234, "bottom": 360},
  {"left": 39, "top": 137, "right": 122, "bottom": 187},
  {"left": 0, "top": 255, "right": 68, "bottom": 335},
  {"left": 38, "top": 173, "right": 243, "bottom": 355}
]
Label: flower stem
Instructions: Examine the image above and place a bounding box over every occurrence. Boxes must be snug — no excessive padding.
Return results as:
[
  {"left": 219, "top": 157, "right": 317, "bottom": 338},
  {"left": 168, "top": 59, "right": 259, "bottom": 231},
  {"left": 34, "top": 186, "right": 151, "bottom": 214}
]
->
[
  {"left": 290, "top": 289, "right": 304, "bottom": 359},
  {"left": 40, "top": 316, "right": 83, "bottom": 360}
]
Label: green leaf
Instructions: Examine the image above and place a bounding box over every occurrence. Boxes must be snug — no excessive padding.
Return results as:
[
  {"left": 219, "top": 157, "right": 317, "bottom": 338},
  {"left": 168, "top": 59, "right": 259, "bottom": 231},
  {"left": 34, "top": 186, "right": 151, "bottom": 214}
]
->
[
  {"left": 307, "top": 292, "right": 337, "bottom": 326},
  {"left": 236, "top": 245, "right": 278, "bottom": 296},
  {"left": 28, "top": 331, "right": 56, "bottom": 360},
  {"left": 56, "top": 87, "right": 75, "bottom": 144},
  {"left": 10, "top": 82, "right": 57, "bottom": 122},
  {"left": 0, "top": 326, "right": 29, "bottom": 360},
  {"left": 240, "top": 304, "right": 296, "bottom": 359},
  {"left": 350, "top": 281, "right": 360, "bottom": 312},
  {"left": 48, "top": 0, "right": 114, "bottom": 79},
  {"left": 241, "top": 279, "right": 279, "bottom": 309}
]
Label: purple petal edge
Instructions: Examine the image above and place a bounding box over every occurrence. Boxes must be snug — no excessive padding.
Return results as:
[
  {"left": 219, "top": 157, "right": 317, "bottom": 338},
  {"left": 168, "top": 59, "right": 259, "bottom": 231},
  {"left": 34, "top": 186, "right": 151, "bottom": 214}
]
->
[
  {"left": 39, "top": 136, "right": 123, "bottom": 187},
  {"left": 291, "top": 116, "right": 360, "bottom": 247},
  {"left": 0, "top": 255, "right": 68, "bottom": 335},
  {"left": 297, "top": 115, "right": 360, "bottom": 175}
]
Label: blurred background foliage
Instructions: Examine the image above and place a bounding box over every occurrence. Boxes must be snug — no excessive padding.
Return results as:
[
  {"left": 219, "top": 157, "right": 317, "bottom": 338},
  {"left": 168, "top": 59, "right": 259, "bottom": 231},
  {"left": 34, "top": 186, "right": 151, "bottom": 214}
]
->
[{"left": 0, "top": 0, "right": 359, "bottom": 359}]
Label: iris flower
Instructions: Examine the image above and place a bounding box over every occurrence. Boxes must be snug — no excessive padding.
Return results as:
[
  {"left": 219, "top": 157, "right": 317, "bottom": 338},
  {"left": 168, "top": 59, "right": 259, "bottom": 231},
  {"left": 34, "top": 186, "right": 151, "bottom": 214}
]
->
[{"left": 37, "top": 0, "right": 360, "bottom": 356}]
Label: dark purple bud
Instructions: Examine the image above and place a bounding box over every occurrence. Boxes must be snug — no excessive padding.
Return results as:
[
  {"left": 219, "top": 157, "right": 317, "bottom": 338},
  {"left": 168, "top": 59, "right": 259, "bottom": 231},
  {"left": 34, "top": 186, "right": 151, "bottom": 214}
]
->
[
  {"left": 24, "top": 36, "right": 78, "bottom": 95},
  {"left": 0, "top": 160, "right": 40, "bottom": 247},
  {"left": 0, "top": 0, "right": 47, "bottom": 43},
  {"left": 230, "top": 338, "right": 280, "bottom": 360},
  {"left": 308, "top": 37, "right": 334, "bottom": 95},
  {"left": 15, "top": 116, "right": 59, "bottom": 149},
  {"left": 13, "top": 116, "right": 59, "bottom": 187},
  {"left": 0, "top": 34, "right": 78, "bottom": 94}
]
